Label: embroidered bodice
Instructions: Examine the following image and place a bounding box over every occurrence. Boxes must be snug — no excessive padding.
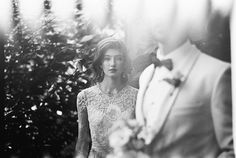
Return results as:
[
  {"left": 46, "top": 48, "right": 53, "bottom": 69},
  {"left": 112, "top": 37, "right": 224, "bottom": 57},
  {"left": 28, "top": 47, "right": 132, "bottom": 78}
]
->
[{"left": 77, "top": 85, "right": 138, "bottom": 157}]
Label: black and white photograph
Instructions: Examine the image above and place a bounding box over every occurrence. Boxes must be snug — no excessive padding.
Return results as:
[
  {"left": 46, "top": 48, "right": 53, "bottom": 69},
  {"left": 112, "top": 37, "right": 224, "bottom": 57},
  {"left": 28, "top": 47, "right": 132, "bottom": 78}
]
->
[{"left": 1, "top": 0, "right": 236, "bottom": 158}]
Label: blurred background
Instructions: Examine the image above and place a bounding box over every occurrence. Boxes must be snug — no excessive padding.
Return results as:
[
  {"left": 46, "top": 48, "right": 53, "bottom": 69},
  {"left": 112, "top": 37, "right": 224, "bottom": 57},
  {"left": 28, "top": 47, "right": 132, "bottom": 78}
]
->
[{"left": 1, "top": 0, "right": 233, "bottom": 157}]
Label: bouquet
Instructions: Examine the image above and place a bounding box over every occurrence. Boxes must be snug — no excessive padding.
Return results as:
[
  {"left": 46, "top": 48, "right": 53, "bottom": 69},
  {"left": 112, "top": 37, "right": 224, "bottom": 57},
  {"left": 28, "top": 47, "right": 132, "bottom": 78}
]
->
[{"left": 106, "top": 119, "right": 150, "bottom": 158}]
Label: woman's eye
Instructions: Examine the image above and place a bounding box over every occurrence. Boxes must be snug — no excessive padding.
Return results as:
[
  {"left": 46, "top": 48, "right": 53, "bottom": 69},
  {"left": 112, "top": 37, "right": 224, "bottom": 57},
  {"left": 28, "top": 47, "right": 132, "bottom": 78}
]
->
[
  {"left": 116, "top": 57, "right": 123, "bottom": 61},
  {"left": 104, "top": 57, "right": 110, "bottom": 61}
]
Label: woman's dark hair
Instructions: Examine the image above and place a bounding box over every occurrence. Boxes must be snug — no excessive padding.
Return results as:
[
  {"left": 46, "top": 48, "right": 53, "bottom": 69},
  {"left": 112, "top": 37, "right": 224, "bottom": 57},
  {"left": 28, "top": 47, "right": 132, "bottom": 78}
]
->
[{"left": 92, "top": 37, "right": 131, "bottom": 83}]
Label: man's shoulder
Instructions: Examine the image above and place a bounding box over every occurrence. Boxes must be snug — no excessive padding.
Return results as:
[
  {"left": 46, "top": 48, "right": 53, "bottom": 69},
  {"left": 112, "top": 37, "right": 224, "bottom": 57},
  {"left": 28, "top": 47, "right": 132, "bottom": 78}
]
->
[
  {"left": 196, "top": 53, "right": 231, "bottom": 75},
  {"left": 198, "top": 52, "right": 230, "bottom": 68},
  {"left": 193, "top": 51, "right": 231, "bottom": 80}
]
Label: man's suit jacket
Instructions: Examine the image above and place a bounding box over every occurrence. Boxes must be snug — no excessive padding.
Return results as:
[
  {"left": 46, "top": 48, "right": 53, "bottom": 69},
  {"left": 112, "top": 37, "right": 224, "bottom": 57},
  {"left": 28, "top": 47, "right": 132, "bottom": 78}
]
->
[{"left": 136, "top": 43, "right": 234, "bottom": 158}]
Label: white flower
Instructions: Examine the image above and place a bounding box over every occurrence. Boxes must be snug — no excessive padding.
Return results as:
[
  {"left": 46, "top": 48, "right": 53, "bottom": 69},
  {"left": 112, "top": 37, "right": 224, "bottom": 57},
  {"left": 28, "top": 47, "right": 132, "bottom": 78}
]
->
[{"left": 109, "top": 126, "right": 132, "bottom": 149}]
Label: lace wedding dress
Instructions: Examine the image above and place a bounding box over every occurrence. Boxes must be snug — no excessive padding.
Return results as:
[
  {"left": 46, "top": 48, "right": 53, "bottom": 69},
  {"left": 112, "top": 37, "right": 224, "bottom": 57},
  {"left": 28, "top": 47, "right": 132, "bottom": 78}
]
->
[{"left": 77, "top": 85, "right": 138, "bottom": 158}]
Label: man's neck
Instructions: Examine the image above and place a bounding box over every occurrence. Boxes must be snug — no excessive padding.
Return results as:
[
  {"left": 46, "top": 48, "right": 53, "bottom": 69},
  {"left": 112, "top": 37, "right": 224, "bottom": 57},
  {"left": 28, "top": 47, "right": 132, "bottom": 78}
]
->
[{"left": 158, "top": 38, "right": 188, "bottom": 56}]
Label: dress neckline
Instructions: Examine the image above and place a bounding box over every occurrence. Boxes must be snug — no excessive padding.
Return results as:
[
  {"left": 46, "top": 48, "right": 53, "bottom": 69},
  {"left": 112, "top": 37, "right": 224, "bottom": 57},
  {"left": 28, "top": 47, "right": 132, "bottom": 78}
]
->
[{"left": 96, "top": 84, "right": 128, "bottom": 98}]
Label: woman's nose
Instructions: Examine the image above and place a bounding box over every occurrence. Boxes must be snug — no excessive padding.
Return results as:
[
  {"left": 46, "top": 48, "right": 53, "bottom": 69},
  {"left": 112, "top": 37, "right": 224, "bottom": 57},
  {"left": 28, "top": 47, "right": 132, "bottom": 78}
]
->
[{"left": 110, "top": 58, "right": 116, "bottom": 66}]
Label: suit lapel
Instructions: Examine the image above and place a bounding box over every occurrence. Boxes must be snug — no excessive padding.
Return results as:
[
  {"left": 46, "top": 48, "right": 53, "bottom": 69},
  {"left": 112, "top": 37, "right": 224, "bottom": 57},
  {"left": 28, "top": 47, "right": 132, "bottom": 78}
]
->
[
  {"left": 150, "top": 46, "right": 201, "bottom": 137},
  {"left": 136, "top": 64, "right": 156, "bottom": 125}
]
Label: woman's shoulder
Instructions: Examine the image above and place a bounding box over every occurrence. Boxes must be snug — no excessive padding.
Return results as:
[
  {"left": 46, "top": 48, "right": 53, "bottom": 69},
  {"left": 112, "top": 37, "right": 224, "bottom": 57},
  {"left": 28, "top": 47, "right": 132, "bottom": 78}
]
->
[
  {"left": 77, "top": 85, "right": 99, "bottom": 108},
  {"left": 124, "top": 85, "right": 138, "bottom": 95},
  {"left": 77, "top": 85, "right": 99, "bottom": 98},
  {"left": 126, "top": 85, "right": 138, "bottom": 91}
]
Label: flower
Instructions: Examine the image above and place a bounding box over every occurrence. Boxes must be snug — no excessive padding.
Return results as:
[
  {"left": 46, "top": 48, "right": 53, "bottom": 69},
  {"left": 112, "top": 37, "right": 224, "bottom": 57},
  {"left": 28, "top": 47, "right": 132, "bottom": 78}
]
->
[
  {"left": 107, "top": 119, "right": 149, "bottom": 158},
  {"left": 163, "top": 71, "right": 184, "bottom": 87},
  {"left": 109, "top": 126, "right": 132, "bottom": 149}
]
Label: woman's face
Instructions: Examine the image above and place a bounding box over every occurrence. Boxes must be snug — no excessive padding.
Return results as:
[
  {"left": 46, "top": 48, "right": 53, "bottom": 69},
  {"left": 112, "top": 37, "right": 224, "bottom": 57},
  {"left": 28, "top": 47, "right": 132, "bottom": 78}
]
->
[{"left": 101, "top": 49, "right": 125, "bottom": 79}]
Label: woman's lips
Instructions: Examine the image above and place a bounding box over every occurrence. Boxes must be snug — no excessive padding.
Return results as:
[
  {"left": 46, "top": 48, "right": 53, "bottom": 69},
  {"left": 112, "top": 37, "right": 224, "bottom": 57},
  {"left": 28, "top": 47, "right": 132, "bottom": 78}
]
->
[{"left": 109, "top": 68, "right": 117, "bottom": 72}]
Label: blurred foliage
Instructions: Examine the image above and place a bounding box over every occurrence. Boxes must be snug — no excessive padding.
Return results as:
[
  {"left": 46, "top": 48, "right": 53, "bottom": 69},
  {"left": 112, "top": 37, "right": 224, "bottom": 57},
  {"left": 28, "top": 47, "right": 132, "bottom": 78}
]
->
[{"left": 4, "top": 1, "right": 105, "bottom": 157}]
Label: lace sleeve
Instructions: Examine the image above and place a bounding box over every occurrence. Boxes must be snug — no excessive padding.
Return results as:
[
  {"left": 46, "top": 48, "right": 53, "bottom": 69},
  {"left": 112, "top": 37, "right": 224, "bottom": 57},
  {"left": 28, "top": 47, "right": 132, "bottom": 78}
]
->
[
  {"left": 131, "top": 88, "right": 138, "bottom": 108},
  {"left": 125, "top": 87, "right": 138, "bottom": 119},
  {"left": 132, "top": 88, "right": 139, "bottom": 119},
  {"left": 77, "top": 91, "right": 87, "bottom": 116},
  {"left": 75, "top": 90, "right": 91, "bottom": 158}
]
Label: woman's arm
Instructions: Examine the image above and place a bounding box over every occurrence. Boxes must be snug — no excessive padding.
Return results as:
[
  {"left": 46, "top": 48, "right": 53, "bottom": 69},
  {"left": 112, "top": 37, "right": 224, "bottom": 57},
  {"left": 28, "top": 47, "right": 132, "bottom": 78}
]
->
[{"left": 74, "top": 91, "right": 91, "bottom": 158}]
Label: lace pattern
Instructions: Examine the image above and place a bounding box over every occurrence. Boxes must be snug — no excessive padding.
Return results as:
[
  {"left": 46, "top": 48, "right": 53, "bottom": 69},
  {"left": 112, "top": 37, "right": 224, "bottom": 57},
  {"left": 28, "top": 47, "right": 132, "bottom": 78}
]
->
[
  {"left": 77, "top": 90, "right": 88, "bottom": 120},
  {"left": 77, "top": 85, "right": 138, "bottom": 157}
]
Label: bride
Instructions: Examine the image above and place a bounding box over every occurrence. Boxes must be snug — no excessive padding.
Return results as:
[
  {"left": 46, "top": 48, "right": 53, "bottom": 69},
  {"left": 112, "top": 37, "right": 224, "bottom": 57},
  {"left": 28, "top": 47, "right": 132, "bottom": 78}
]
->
[{"left": 74, "top": 37, "right": 138, "bottom": 158}]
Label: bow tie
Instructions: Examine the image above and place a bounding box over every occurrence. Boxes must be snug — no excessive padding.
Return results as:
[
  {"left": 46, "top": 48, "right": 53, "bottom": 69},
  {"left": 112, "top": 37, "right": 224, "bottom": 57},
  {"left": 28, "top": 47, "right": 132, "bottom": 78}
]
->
[{"left": 150, "top": 53, "right": 173, "bottom": 70}]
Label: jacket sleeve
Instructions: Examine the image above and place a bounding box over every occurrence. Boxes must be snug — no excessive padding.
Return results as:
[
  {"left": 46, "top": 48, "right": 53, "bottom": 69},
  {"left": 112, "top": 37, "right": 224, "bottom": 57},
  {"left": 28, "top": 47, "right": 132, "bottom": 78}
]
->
[
  {"left": 211, "top": 66, "right": 235, "bottom": 158},
  {"left": 74, "top": 91, "right": 91, "bottom": 158}
]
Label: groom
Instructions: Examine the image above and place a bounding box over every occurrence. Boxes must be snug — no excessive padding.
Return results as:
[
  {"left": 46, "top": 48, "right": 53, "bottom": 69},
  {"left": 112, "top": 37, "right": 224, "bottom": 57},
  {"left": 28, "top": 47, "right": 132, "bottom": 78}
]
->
[{"left": 135, "top": 1, "right": 234, "bottom": 158}]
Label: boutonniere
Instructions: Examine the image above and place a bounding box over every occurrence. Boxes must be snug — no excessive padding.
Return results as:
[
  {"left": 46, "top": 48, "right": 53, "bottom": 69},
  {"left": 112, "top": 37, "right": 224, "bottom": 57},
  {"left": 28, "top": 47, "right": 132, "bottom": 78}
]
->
[{"left": 163, "top": 71, "right": 184, "bottom": 88}]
